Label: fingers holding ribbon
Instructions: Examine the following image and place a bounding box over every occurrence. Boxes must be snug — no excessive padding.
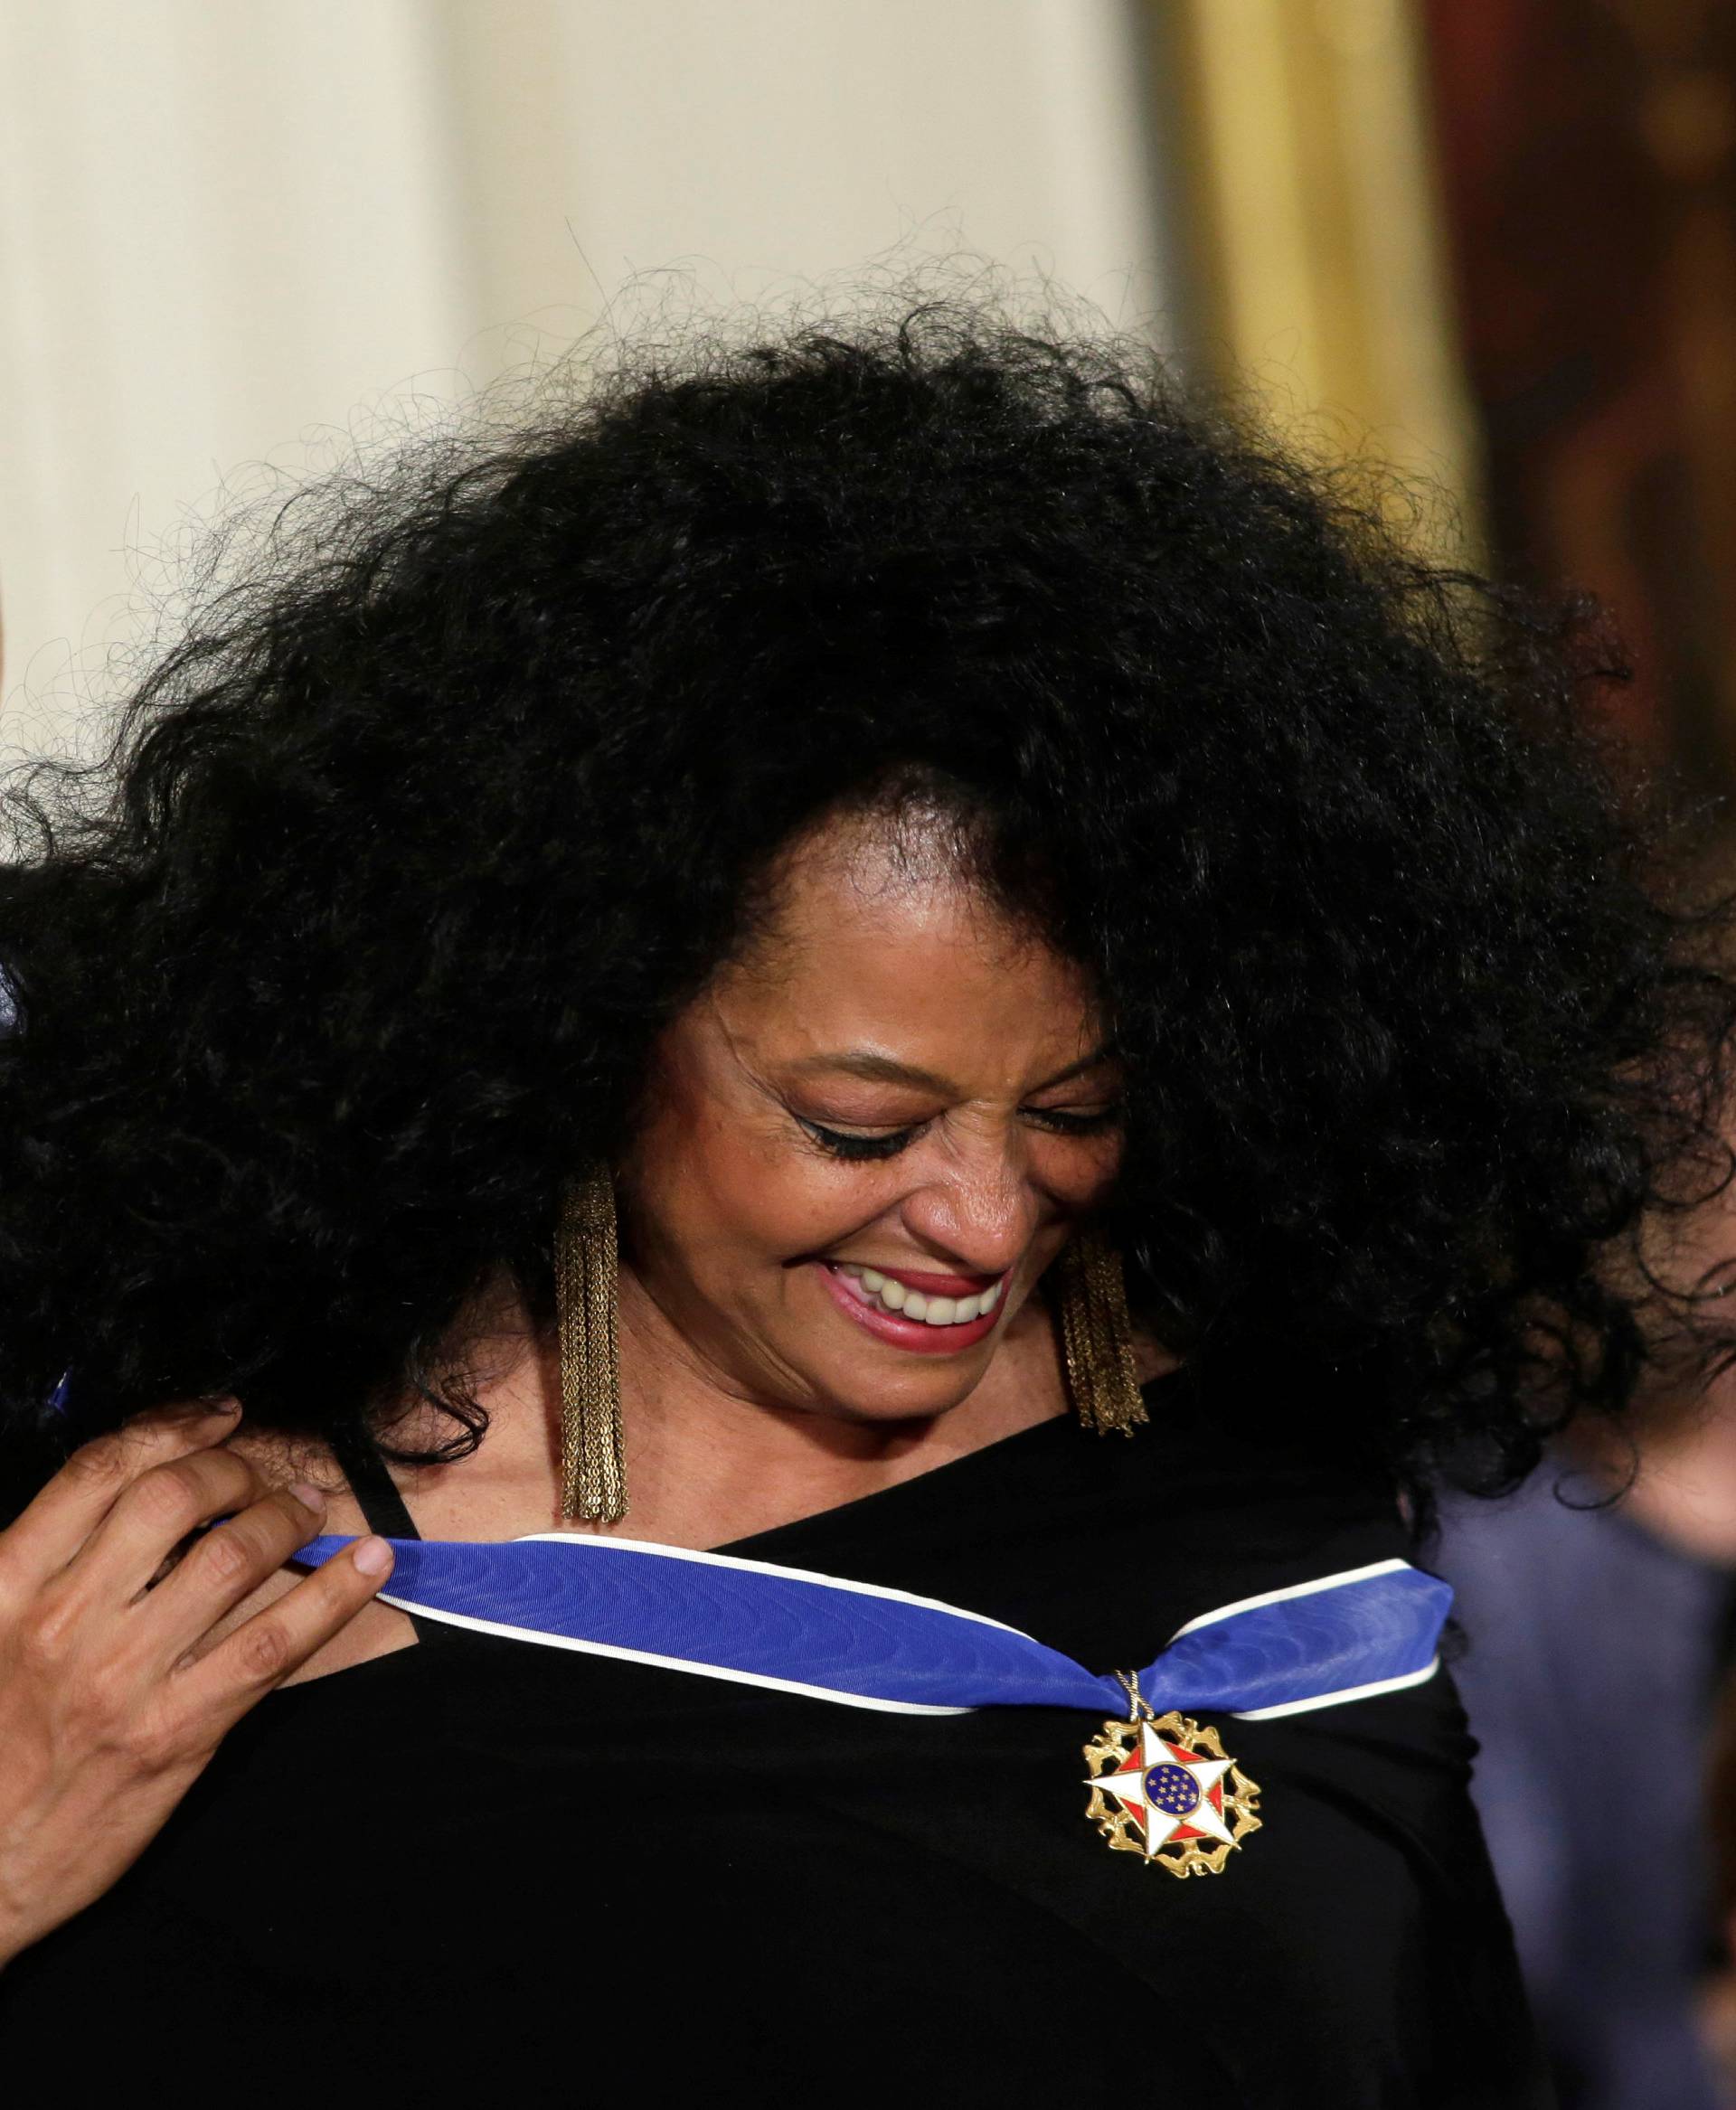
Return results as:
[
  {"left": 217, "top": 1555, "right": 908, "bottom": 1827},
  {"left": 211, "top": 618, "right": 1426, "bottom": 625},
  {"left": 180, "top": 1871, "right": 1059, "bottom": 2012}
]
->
[{"left": 0, "top": 1403, "right": 394, "bottom": 1969}]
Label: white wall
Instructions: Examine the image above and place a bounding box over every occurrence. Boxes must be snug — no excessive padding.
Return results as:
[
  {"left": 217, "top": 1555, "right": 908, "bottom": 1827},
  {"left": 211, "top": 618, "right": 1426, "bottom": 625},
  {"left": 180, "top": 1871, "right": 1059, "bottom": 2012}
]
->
[{"left": 0, "top": 0, "right": 1173, "bottom": 759}]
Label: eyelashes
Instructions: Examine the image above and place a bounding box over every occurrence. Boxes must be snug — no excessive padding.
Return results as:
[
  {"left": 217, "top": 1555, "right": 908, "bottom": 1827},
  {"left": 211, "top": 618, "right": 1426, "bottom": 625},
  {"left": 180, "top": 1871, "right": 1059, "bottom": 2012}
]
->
[
  {"left": 796, "top": 1106, "right": 1123, "bottom": 1163},
  {"left": 797, "top": 1120, "right": 914, "bottom": 1163}
]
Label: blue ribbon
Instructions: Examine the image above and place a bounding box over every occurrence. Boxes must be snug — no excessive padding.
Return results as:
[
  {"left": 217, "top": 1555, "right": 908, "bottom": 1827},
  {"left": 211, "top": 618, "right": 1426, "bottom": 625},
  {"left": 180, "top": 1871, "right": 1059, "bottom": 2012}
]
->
[{"left": 295, "top": 1531, "right": 1451, "bottom": 1719}]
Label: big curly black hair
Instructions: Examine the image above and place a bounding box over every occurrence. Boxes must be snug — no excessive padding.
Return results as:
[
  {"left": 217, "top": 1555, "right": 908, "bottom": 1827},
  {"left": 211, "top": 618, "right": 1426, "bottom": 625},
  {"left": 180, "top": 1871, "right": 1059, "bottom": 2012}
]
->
[{"left": 4, "top": 290, "right": 1735, "bottom": 1515}]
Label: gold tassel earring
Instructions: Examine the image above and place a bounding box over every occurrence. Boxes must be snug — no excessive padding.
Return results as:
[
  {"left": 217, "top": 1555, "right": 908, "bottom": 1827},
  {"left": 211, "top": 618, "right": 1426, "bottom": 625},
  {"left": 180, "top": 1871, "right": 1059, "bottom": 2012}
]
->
[
  {"left": 555, "top": 1169, "right": 628, "bottom": 1522},
  {"left": 1053, "top": 1226, "right": 1148, "bottom": 1437}
]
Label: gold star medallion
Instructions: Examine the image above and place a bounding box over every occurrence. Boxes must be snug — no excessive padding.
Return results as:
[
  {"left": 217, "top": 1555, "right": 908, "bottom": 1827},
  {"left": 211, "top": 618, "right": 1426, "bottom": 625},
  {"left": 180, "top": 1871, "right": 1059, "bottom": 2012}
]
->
[{"left": 1081, "top": 1680, "right": 1261, "bottom": 1875}]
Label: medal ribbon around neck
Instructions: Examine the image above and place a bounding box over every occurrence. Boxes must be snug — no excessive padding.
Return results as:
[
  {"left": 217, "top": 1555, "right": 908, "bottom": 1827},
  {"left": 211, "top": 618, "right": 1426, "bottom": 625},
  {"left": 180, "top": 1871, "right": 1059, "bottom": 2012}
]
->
[{"left": 292, "top": 1533, "right": 1450, "bottom": 1721}]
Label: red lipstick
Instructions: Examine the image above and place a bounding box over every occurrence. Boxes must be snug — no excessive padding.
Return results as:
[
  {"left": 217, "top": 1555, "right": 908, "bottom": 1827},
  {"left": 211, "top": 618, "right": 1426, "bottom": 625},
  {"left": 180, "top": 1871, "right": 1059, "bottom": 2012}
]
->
[{"left": 816, "top": 1260, "right": 1008, "bottom": 1354}]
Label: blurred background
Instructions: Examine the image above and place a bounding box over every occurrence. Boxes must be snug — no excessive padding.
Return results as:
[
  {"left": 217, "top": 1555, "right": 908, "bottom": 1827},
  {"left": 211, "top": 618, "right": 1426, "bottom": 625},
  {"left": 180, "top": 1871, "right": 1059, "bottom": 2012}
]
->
[{"left": 5, "top": 2, "right": 1736, "bottom": 2102}]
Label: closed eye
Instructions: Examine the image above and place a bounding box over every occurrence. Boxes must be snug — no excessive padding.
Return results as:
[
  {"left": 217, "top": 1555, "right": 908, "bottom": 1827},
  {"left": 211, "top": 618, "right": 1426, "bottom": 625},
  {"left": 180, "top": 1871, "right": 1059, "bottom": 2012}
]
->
[
  {"left": 796, "top": 1116, "right": 924, "bottom": 1163},
  {"left": 1022, "top": 1103, "right": 1123, "bottom": 1135},
  {"left": 797, "top": 1103, "right": 1122, "bottom": 1161}
]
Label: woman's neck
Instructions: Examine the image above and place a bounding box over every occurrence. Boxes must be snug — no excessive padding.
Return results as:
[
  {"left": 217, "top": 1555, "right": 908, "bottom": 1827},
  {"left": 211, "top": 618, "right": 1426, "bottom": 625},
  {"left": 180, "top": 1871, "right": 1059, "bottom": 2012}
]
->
[
  {"left": 218, "top": 1272, "right": 1168, "bottom": 1689},
  {"left": 370, "top": 1268, "right": 1074, "bottom": 1551}
]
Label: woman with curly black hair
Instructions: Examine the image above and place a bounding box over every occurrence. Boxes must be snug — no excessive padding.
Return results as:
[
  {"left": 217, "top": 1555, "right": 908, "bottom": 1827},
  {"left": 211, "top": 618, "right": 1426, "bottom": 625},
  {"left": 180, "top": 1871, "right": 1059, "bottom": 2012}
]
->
[{"left": 0, "top": 294, "right": 1724, "bottom": 2104}]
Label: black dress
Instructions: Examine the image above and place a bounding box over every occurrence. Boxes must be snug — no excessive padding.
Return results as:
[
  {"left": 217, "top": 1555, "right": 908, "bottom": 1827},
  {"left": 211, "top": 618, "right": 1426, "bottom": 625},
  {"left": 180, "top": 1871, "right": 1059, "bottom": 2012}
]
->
[{"left": 0, "top": 1369, "right": 1548, "bottom": 2106}]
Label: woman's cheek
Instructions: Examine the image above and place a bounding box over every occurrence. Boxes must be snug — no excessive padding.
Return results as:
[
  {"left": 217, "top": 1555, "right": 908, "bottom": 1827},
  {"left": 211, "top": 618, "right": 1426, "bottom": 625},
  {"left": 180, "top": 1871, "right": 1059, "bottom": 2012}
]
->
[{"left": 1048, "top": 1132, "right": 1126, "bottom": 1209}]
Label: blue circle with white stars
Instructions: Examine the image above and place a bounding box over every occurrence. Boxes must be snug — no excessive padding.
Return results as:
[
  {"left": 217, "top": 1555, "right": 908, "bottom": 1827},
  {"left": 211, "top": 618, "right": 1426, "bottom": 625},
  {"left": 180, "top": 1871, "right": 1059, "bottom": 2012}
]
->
[{"left": 1145, "top": 1761, "right": 1201, "bottom": 1817}]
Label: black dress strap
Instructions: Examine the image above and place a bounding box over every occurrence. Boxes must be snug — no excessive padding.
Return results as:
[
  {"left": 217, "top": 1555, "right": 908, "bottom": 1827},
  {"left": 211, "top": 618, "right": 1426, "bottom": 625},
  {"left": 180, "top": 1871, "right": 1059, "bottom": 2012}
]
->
[
  {"left": 328, "top": 1420, "right": 420, "bottom": 1539},
  {"left": 326, "top": 1421, "right": 458, "bottom": 1649}
]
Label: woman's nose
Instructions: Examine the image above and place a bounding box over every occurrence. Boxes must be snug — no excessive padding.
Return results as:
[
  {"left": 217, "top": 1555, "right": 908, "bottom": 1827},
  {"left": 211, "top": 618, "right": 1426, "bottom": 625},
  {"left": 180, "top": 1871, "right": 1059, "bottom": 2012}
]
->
[{"left": 900, "top": 1145, "right": 1040, "bottom": 1276}]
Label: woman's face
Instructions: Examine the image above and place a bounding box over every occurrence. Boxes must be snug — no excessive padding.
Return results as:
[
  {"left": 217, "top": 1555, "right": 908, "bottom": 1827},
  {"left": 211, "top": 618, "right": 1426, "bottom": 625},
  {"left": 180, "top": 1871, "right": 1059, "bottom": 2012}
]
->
[{"left": 621, "top": 811, "right": 1125, "bottom": 1425}]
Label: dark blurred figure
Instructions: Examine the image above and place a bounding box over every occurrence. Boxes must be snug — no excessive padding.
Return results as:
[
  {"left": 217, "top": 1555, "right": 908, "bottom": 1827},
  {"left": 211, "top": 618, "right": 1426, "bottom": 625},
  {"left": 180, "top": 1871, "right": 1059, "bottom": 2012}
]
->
[
  {"left": 1440, "top": 1403, "right": 1736, "bottom": 2106},
  {"left": 1706, "top": 1648, "right": 1736, "bottom": 2091},
  {"left": 1422, "top": 13, "right": 1736, "bottom": 2091}
]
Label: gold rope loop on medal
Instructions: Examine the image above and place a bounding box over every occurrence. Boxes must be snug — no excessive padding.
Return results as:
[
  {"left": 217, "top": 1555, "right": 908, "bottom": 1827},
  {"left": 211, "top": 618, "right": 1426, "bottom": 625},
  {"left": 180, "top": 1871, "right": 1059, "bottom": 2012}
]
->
[{"left": 1115, "top": 1669, "right": 1153, "bottom": 1720}]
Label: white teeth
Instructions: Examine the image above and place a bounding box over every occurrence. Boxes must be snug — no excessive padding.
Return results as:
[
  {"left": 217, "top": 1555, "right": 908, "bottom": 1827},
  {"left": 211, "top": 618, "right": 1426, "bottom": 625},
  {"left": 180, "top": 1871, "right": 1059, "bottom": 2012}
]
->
[{"left": 834, "top": 1265, "right": 1007, "bottom": 1326}]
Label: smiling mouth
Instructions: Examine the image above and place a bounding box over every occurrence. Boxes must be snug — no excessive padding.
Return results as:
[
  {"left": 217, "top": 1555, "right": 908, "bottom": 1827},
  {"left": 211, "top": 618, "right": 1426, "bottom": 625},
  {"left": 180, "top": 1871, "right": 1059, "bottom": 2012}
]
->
[{"left": 830, "top": 1263, "right": 1005, "bottom": 1327}]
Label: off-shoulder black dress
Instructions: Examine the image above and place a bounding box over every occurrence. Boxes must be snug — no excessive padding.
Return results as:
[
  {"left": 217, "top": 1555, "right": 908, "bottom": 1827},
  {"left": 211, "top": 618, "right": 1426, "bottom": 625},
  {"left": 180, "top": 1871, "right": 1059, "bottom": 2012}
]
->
[{"left": 0, "top": 1368, "right": 1548, "bottom": 2106}]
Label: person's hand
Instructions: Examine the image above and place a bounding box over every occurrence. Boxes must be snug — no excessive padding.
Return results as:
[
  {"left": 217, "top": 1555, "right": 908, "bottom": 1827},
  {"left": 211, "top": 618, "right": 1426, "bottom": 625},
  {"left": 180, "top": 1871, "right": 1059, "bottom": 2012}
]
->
[{"left": 0, "top": 1401, "right": 393, "bottom": 1966}]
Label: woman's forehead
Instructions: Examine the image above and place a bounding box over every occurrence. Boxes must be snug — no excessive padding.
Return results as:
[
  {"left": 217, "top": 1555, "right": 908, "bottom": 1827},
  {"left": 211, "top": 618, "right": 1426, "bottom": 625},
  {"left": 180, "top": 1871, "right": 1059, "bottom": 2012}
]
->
[{"left": 705, "top": 824, "right": 1104, "bottom": 1080}]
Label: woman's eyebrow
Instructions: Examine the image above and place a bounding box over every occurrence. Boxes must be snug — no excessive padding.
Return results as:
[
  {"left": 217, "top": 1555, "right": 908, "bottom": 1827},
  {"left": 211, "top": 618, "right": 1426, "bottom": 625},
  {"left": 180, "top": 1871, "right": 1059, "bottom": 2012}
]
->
[
  {"left": 785, "top": 1047, "right": 1115, "bottom": 1094},
  {"left": 1028, "top": 1050, "right": 1118, "bottom": 1092},
  {"left": 786, "top": 1051, "right": 956, "bottom": 1092}
]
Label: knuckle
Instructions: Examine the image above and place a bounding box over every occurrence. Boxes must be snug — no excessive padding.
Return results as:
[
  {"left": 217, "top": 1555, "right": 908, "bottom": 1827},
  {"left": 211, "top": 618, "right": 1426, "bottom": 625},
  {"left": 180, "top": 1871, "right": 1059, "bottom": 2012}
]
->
[
  {"left": 234, "top": 1618, "right": 290, "bottom": 1684},
  {"left": 118, "top": 1704, "right": 184, "bottom": 1772},
  {"left": 62, "top": 1433, "right": 130, "bottom": 1492},
  {"left": 193, "top": 1522, "right": 254, "bottom": 1585},
  {"left": 127, "top": 1460, "right": 208, "bottom": 1534},
  {"left": 15, "top": 1598, "right": 77, "bottom": 1675},
  {"left": 13, "top": 1570, "right": 99, "bottom": 1661},
  {"left": 70, "top": 1655, "right": 136, "bottom": 1736}
]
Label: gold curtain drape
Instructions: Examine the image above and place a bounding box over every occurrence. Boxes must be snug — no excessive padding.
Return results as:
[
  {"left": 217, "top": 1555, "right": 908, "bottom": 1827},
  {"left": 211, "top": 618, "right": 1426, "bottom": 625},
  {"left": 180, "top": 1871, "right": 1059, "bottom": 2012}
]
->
[{"left": 1150, "top": 0, "right": 1481, "bottom": 555}]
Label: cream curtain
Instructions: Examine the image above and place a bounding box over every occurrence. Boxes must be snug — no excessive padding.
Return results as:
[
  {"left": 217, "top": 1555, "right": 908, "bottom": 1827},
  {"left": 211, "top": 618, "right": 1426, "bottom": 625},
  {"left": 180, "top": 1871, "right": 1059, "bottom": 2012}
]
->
[{"left": 0, "top": 0, "right": 1173, "bottom": 760}]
